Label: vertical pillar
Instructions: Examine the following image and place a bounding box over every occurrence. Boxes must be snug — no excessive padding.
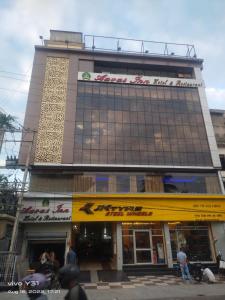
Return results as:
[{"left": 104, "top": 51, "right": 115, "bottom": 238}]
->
[
  {"left": 116, "top": 222, "right": 123, "bottom": 270},
  {"left": 130, "top": 176, "right": 137, "bottom": 192},
  {"left": 218, "top": 171, "right": 225, "bottom": 194},
  {"left": 163, "top": 223, "right": 173, "bottom": 268},
  {"left": 194, "top": 67, "right": 221, "bottom": 168},
  {"left": 109, "top": 175, "right": 116, "bottom": 192},
  {"left": 65, "top": 225, "right": 72, "bottom": 264},
  {"left": 211, "top": 222, "right": 225, "bottom": 259}
]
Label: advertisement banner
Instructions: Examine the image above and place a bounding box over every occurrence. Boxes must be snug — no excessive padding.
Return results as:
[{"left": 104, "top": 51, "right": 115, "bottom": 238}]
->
[{"left": 72, "top": 195, "right": 225, "bottom": 222}]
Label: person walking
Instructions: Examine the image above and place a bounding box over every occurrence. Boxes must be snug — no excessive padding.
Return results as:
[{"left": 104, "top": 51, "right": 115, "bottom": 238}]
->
[
  {"left": 58, "top": 264, "right": 88, "bottom": 300},
  {"left": 177, "top": 246, "right": 192, "bottom": 282},
  {"left": 66, "top": 246, "right": 77, "bottom": 264}
]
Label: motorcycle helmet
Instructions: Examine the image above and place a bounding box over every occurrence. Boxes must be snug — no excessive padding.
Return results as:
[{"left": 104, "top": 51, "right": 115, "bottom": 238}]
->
[{"left": 58, "top": 264, "right": 80, "bottom": 289}]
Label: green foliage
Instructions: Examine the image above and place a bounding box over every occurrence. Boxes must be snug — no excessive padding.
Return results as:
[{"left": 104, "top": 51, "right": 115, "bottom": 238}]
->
[
  {"left": 0, "top": 113, "right": 16, "bottom": 130},
  {"left": 0, "top": 174, "right": 8, "bottom": 186}
]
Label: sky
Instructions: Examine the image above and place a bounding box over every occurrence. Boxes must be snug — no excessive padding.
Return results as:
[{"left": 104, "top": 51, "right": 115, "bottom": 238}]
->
[{"left": 0, "top": 0, "right": 225, "bottom": 124}]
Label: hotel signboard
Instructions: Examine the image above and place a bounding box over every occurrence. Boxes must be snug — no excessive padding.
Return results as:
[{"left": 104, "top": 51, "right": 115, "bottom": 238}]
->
[
  {"left": 20, "top": 199, "right": 72, "bottom": 222},
  {"left": 78, "top": 72, "right": 204, "bottom": 88}
]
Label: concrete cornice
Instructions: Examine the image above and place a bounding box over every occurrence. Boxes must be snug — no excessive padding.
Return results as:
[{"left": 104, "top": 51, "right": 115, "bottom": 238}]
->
[{"left": 73, "top": 193, "right": 225, "bottom": 201}]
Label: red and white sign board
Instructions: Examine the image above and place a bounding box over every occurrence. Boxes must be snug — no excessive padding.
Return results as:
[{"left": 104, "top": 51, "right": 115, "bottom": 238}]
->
[{"left": 78, "top": 72, "right": 204, "bottom": 88}]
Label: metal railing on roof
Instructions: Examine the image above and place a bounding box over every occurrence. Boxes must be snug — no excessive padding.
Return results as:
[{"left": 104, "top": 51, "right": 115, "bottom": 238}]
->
[{"left": 84, "top": 34, "right": 197, "bottom": 58}]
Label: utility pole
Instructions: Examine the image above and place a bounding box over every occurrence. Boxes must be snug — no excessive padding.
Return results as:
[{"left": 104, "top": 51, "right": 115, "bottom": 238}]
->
[
  {"left": 9, "top": 138, "right": 33, "bottom": 252},
  {"left": 0, "top": 129, "right": 4, "bottom": 154},
  {"left": 4, "top": 131, "right": 34, "bottom": 281}
]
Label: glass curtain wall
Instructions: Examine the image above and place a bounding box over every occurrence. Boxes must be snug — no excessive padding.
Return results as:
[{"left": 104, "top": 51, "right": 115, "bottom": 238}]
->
[{"left": 74, "top": 82, "right": 212, "bottom": 166}]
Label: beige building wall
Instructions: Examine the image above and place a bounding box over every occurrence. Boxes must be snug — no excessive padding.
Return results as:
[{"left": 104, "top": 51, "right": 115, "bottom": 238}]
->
[{"left": 19, "top": 43, "right": 203, "bottom": 167}]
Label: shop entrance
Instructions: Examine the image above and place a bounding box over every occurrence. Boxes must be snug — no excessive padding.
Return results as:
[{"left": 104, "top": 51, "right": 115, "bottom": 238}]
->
[
  {"left": 134, "top": 230, "right": 152, "bottom": 264},
  {"left": 122, "top": 223, "right": 166, "bottom": 265},
  {"left": 74, "top": 222, "right": 113, "bottom": 267},
  {"left": 27, "top": 240, "right": 66, "bottom": 269}
]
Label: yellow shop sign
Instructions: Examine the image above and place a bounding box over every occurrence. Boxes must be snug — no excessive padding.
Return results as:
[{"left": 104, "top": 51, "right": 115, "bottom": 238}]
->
[{"left": 72, "top": 194, "right": 225, "bottom": 222}]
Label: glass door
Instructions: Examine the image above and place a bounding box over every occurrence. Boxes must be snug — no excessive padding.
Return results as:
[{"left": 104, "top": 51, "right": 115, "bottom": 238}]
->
[{"left": 134, "top": 230, "right": 152, "bottom": 264}]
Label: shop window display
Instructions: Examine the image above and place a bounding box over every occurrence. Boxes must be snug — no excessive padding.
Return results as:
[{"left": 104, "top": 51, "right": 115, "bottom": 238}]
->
[{"left": 169, "top": 222, "right": 213, "bottom": 262}]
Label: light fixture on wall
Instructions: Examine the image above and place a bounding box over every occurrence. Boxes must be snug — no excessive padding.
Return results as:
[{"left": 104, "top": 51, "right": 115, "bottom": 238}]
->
[
  {"left": 84, "top": 225, "right": 87, "bottom": 238},
  {"left": 103, "top": 223, "right": 111, "bottom": 239},
  {"left": 72, "top": 224, "right": 79, "bottom": 232}
]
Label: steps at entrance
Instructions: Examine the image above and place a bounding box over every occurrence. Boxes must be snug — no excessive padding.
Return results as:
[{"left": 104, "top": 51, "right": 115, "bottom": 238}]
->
[
  {"left": 123, "top": 264, "right": 175, "bottom": 276},
  {"left": 123, "top": 263, "right": 218, "bottom": 277}
]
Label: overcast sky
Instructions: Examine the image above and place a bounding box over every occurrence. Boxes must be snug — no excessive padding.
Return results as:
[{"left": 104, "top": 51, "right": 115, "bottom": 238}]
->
[{"left": 0, "top": 0, "right": 225, "bottom": 124}]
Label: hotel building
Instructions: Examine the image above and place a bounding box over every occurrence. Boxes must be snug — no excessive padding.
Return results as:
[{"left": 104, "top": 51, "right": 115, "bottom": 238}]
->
[{"left": 19, "top": 30, "right": 225, "bottom": 274}]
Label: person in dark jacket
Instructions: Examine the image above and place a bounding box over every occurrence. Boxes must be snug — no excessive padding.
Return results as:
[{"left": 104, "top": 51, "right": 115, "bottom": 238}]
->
[
  {"left": 58, "top": 264, "right": 88, "bottom": 300},
  {"left": 66, "top": 247, "right": 77, "bottom": 264}
]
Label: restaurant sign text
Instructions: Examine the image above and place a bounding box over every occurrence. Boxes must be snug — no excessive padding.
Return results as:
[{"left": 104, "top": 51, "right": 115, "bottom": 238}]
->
[{"left": 78, "top": 72, "right": 204, "bottom": 88}]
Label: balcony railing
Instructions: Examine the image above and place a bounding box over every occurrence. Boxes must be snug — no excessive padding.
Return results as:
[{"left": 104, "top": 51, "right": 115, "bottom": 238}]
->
[{"left": 83, "top": 35, "right": 197, "bottom": 58}]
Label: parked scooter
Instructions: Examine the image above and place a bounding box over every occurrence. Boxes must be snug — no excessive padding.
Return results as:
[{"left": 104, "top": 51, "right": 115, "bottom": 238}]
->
[
  {"left": 189, "top": 262, "right": 216, "bottom": 283},
  {"left": 189, "top": 262, "right": 203, "bottom": 282}
]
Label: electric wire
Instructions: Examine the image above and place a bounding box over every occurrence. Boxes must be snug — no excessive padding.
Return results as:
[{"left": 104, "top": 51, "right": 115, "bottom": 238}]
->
[
  {"left": 0, "top": 70, "right": 29, "bottom": 77},
  {"left": 0, "top": 75, "right": 29, "bottom": 82},
  {"left": 0, "top": 66, "right": 32, "bottom": 126}
]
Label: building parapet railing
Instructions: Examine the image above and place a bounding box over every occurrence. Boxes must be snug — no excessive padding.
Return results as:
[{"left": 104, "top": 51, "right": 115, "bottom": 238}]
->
[{"left": 83, "top": 34, "right": 197, "bottom": 58}]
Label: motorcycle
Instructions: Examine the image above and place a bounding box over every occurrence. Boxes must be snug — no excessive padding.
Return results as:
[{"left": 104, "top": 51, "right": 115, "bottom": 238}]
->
[
  {"left": 37, "top": 261, "right": 60, "bottom": 289},
  {"left": 176, "top": 261, "right": 216, "bottom": 283},
  {"left": 189, "top": 262, "right": 216, "bottom": 283},
  {"left": 189, "top": 262, "right": 203, "bottom": 282}
]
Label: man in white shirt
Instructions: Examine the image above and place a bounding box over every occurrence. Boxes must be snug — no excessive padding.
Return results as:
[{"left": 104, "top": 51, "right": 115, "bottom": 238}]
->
[{"left": 177, "top": 247, "right": 191, "bottom": 281}]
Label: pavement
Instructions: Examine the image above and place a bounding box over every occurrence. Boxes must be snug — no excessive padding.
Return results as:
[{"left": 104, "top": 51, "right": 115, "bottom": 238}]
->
[
  {"left": 1, "top": 283, "right": 225, "bottom": 300},
  {"left": 1, "top": 275, "right": 225, "bottom": 300},
  {"left": 80, "top": 274, "right": 225, "bottom": 289}
]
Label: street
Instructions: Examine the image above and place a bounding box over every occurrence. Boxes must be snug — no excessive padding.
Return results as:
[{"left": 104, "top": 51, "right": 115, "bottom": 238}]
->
[{"left": 1, "top": 283, "right": 225, "bottom": 300}]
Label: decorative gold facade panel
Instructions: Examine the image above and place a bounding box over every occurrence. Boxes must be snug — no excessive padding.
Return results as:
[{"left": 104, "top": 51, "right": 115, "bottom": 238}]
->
[{"left": 35, "top": 57, "right": 69, "bottom": 163}]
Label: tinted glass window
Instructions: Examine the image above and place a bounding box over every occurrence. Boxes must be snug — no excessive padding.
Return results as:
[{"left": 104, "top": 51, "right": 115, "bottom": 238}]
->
[
  {"left": 163, "top": 174, "right": 206, "bottom": 193},
  {"left": 74, "top": 82, "right": 212, "bottom": 166},
  {"left": 137, "top": 175, "right": 145, "bottom": 192},
  {"left": 117, "top": 175, "right": 130, "bottom": 192},
  {"left": 96, "top": 176, "right": 109, "bottom": 192}
]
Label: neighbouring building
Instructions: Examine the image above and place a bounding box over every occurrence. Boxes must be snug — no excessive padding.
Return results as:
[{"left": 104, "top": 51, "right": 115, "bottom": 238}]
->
[
  {"left": 210, "top": 109, "right": 225, "bottom": 190},
  {"left": 18, "top": 30, "right": 225, "bottom": 275}
]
